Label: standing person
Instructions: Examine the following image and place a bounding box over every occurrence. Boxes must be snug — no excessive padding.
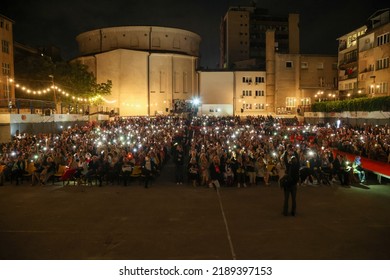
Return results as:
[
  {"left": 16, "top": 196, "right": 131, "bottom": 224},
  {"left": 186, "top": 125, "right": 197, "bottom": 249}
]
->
[
  {"left": 246, "top": 156, "right": 256, "bottom": 186},
  {"left": 199, "top": 153, "right": 210, "bottom": 186},
  {"left": 173, "top": 144, "right": 185, "bottom": 184},
  {"left": 188, "top": 157, "right": 199, "bottom": 187},
  {"left": 282, "top": 155, "right": 300, "bottom": 216},
  {"left": 341, "top": 155, "right": 352, "bottom": 186},
  {"left": 209, "top": 155, "right": 222, "bottom": 189},
  {"left": 142, "top": 156, "right": 155, "bottom": 188},
  {"left": 11, "top": 155, "right": 25, "bottom": 185},
  {"left": 332, "top": 153, "right": 344, "bottom": 184},
  {"left": 235, "top": 156, "right": 247, "bottom": 188}
]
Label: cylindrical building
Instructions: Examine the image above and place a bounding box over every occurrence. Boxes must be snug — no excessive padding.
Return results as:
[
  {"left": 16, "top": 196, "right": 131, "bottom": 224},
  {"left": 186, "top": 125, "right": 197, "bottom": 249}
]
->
[{"left": 74, "top": 26, "right": 201, "bottom": 116}]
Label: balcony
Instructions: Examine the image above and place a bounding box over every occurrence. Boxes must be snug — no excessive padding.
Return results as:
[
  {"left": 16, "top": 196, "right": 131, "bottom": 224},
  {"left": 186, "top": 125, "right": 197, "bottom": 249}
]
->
[
  {"left": 339, "top": 58, "right": 358, "bottom": 69},
  {"left": 339, "top": 72, "right": 358, "bottom": 81}
]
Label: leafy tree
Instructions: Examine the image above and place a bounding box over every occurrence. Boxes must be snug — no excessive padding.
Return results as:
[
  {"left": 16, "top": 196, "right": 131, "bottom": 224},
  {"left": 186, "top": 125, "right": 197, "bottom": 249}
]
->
[{"left": 14, "top": 54, "right": 112, "bottom": 104}]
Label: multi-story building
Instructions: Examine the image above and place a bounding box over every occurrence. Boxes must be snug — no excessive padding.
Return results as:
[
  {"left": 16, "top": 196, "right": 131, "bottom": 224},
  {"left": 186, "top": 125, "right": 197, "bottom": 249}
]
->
[
  {"left": 337, "top": 26, "right": 367, "bottom": 99},
  {"left": 358, "top": 8, "right": 390, "bottom": 97},
  {"left": 338, "top": 8, "right": 389, "bottom": 99},
  {"left": 0, "top": 14, "right": 15, "bottom": 108},
  {"left": 74, "top": 26, "right": 201, "bottom": 116},
  {"left": 265, "top": 30, "right": 338, "bottom": 115},
  {"left": 220, "top": 4, "right": 299, "bottom": 70},
  {"left": 198, "top": 70, "right": 267, "bottom": 116}
]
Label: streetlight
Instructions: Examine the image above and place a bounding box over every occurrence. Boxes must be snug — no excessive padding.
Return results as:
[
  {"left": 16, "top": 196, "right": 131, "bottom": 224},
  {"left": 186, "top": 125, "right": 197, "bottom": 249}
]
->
[{"left": 315, "top": 90, "right": 324, "bottom": 102}]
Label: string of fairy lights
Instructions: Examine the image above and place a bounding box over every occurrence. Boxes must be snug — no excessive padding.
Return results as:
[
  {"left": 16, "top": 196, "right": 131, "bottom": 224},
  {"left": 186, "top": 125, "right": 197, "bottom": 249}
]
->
[{"left": 7, "top": 78, "right": 116, "bottom": 104}]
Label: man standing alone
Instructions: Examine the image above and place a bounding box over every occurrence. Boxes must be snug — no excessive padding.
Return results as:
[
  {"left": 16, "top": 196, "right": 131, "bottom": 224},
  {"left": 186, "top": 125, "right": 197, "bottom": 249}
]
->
[{"left": 282, "top": 155, "right": 300, "bottom": 216}]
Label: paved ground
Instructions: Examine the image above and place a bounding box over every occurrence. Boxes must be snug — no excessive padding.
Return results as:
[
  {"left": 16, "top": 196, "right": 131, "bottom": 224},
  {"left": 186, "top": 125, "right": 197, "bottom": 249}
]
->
[{"left": 0, "top": 162, "right": 389, "bottom": 260}]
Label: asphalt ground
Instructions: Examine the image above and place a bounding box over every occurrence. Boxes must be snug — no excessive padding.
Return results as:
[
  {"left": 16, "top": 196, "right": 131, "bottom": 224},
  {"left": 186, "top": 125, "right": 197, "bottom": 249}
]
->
[{"left": 0, "top": 162, "right": 390, "bottom": 260}]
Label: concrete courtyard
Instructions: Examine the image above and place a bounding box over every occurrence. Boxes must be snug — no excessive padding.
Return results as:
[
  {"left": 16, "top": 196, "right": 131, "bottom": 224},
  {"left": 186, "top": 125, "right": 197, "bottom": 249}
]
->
[{"left": 0, "top": 164, "right": 389, "bottom": 260}]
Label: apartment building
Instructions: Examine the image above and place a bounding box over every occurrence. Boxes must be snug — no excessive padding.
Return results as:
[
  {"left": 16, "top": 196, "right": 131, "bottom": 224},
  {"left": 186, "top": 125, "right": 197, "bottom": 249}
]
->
[
  {"left": 338, "top": 8, "right": 389, "bottom": 99},
  {"left": 0, "top": 14, "right": 15, "bottom": 107},
  {"left": 220, "top": 4, "right": 299, "bottom": 70}
]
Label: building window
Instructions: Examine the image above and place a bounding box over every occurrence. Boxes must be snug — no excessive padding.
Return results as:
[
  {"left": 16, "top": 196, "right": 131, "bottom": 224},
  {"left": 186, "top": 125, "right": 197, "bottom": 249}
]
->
[
  {"left": 378, "top": 82, "right": 388, "bottom": 94},
  {"left": 319, "top": 77, "right": 325, "bottom": 87},
  {"left": 242, "top": 90, "right": 252, "bottom": 97},
  {"left": 377, "top": 33, "right": 390, "bottom": 46},
  {"left": 183, "top": 72, "right": 188, "bottom": 93},
  {"left": 376, "top": 57, "right": 389, "bottom": 70},
  {"left": 286, "top": 61, "right": 293, "bottom": 68},
  {"left": 255, "top": 76, "right": 264, "bottom": 83},
  {"left": 3, "top": 83, "right": 10, "bottom": 98},
  {"left": 1, "top": 40, "right": 9, "bottom": 53},
  {"left": 255, "top": 103, "right": 265, "bottom": 109},
  {"left": 255, "top": 90, "right": 264, "bottom": 96},
  {"left": 2, "top": 63, "right": 10, "bottom": 75},
  {"left": 301, "top": 62, "right": 308, "bottom": 69},
  {"left": 243, "top": 103, "right": 252, "bottom": 110},
  {"left": 317, "top": 62, "right": 324, "bottom": 69},
  {"left": 242, "top": 77, "right": 252, "bottom": 83},
  {"left": 300, "top": 98, "right": 311, "bottom": 106},
  {"left": 286, "top": 97, "right": 296, "bottom": 107}
]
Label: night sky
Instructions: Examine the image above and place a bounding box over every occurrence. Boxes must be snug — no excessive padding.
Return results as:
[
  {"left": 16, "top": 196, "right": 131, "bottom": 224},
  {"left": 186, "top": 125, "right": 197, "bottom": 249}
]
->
[{"left": 2, "top": 0, "right": 389, "bottom": 68}]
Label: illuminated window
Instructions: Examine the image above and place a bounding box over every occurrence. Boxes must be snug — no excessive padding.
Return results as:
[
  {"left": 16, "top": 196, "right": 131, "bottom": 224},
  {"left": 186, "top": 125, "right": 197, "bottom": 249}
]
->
[
  {"left": 378, "top": 83, "right": 388, "bottom": 94},
  {"left": 286, "top": 97, "right": 296, "bottom": 107},
  {"left": 300, "top": 98, "right": 311, "bottom": 105}
]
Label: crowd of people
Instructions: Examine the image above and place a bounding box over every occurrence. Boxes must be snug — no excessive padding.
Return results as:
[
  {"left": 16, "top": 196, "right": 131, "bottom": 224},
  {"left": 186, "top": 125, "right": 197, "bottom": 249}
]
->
[{"left": 0, "top": 115, "right": 389, "bottom": 189}]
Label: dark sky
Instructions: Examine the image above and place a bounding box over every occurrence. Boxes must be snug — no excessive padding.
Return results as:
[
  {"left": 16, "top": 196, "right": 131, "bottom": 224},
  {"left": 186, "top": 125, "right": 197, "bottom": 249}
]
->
[{"left": 2, "top": 0, "right": 389, "bottom": 68}]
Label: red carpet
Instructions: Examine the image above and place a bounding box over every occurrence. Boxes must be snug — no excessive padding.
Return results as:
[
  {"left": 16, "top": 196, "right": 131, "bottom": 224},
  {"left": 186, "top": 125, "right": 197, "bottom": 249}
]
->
[{"left": 333, "top": 149, "right": 390, "bottom": 177}]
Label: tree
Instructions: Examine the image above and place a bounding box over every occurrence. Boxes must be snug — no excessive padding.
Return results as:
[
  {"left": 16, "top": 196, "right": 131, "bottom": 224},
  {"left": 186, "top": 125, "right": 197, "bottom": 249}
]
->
[{"left": 14, "top": 54, "right": 112, "bottom": 104}]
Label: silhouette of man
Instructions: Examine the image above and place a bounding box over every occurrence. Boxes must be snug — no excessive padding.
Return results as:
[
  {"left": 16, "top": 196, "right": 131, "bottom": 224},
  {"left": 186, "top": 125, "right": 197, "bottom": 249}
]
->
[{"left": 283, "top": 155, "right": 300, "bottom": 216}]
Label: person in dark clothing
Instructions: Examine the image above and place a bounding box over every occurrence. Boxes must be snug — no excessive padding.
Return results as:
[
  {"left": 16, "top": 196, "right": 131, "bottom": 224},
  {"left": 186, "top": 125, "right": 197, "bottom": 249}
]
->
[
  {"left": 173, "top": 144, "right": 185, "bottom": 184},
  {"left": 209, "top": 155, "right": 223, "bottom": 188},
  {"left": 142, "top": 156, "right": 156, "bottom": 188},
  {"left": 11, "top": 155, "right": 25, "bottom": 185},
  {"left": 332, "top": 154, "right": 344, "bottom": 184},
  {"left": 86, "top": 155, "right": 102, "bottom": 186},
  {"left": 282, "top": 155, "right": 300, "bottom": 216}
]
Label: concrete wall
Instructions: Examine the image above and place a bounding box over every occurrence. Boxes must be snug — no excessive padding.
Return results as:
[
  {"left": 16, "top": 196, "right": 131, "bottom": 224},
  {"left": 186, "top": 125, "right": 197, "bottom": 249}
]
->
[
  {"left": 304, "top": 111, "right": 390, "bottom": 126},
  {"left": 0, "top": 114, "right": 107, "bottom": 143}
]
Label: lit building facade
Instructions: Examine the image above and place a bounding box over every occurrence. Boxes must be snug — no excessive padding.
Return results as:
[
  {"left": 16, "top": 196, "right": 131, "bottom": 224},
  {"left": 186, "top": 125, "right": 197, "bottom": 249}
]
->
[
  {"left": 74, "top": 26, "right": 201, "bottom": 116},
  {"left": 358, "top": 9, "right": 390, "bottom": 97},
  {"left": 338, "top": 8, "right": 389, "bottom": 99},
  {"left": 0, "top": 14, "right": 15, "bottom": 107},
  {"left": 198, "top": 70, "right": 267, "bottom": 116},
  {"left": 220, "top": 4, "right": 299, "bottom": 70},
  {"left": 266, "top": 30, "right": 338, "bottom": 115}
]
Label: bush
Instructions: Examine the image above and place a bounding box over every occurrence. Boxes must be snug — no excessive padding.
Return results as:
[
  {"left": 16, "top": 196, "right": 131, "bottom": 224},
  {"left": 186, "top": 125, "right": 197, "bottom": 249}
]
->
[{"left": 312, "top": 96, "right": 390, "bottom": 112}]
